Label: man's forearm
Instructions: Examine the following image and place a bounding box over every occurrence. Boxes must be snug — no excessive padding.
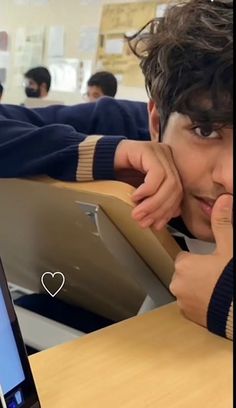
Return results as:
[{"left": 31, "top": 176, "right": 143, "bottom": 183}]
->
[{"left": 0, "top": 117, "right": 124, "bottom": 181}]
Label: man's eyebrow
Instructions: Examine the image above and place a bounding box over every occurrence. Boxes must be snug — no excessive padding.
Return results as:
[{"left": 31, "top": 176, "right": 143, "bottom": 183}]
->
[{"left": 180, "top": 106, "right": 232, "bottom": 126}]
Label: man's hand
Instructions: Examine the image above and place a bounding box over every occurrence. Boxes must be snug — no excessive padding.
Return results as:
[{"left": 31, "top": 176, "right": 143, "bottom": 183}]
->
[
  {"left": 169, "top": 194, "right": 233, "bottom": 327},
  {"left": 114, "top": 140, "right": 183, "bottom": 230}
]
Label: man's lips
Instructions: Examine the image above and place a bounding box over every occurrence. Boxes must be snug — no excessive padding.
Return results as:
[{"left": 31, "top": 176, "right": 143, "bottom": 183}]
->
[{"left": 195, "top": 196, "right": 216, "bottom": 218}]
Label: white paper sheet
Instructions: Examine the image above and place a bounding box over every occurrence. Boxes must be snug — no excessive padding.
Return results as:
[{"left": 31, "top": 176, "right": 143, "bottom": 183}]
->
[
  {"left": 79, "top": 27, "right": 99, "bottom": 54},
  {"left": 49, "top": 58, "right": 79, "bottom": 92},
  {"left": 14, "top": 27, "right": 44, "bottom": 69},
  {"left": 48, "top": 26, "right": 64, "bottom": 57},
  {"left": 105, "top": 38, "right": 124, "bottom": 55},
  {"left": 156, "top": 3, "right": 168, "bottom": 17}
]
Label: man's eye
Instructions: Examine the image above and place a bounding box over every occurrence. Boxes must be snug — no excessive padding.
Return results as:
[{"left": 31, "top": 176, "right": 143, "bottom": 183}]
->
[{"left": 193, "top": 126, "right": 219, "bottom": 139}]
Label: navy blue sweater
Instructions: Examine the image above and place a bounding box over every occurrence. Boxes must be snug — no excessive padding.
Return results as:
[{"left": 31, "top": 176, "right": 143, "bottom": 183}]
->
[{"left": 0, "top": 97, "right": 149, "bottom": 179}]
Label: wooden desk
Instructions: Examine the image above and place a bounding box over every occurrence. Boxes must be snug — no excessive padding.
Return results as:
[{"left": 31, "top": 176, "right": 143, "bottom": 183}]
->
[{"left": 30, "top": 303, "right": 232, "bottom": 408}]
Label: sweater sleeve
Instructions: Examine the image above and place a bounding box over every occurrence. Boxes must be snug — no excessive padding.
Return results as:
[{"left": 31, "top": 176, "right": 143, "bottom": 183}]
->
[
  {"left": 33, "top": 97, "right": 150, "bottom": 141},
  {"left": 207, "top": 259, "right": 233, "bottom": 340},
  {"left": 0, "top": 98, "right": 150, "bottom": 141},
  {"left": 0, "top": 117, "right": 125, "bottom": 181}
]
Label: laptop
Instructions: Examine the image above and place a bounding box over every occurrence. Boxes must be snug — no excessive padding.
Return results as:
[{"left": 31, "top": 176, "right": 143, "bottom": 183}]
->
[{"left": 0, "top": 259, "right": 40, "bottom": 408}]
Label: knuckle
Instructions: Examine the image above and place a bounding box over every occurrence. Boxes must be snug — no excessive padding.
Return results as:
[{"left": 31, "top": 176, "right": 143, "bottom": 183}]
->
[
  {"left": 176, "top": 299, "right": 184, "bottom": 310},
  {"left": 214, "top": 216, "right": 232, "bottom": 228},
  {"left": 169, "top": 176, "right": 177, "bottom": 189},
  {"left": 175, "top": 251, "right": 188, "bottom": 265},
  {"left": 162, "top": 144, "right": 172, "bottom": 155},
  {"left": 169, "top": 280, "right": 177, "bottom": 295}
]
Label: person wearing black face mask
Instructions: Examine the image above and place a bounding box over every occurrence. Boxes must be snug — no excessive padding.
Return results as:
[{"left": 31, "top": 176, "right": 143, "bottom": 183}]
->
[
  {"left": 23, "top": 66, "right": 51, "bottom": 99},
  {"left": 25, "top": 84, "right": 41, "bottom": 98}
]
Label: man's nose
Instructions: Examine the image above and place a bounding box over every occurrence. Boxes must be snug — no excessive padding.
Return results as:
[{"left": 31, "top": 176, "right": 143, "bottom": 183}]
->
[{"left": 212, "top": 148, "right": 233, "bottom": 194}]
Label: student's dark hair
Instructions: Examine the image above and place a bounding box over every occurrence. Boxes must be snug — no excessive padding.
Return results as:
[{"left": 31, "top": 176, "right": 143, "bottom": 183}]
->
[
  {"left": 0, "top": 83, "right": 3, "bottom": 97},
  {"left": 126, "top": 0, "right": 233, "bottom": 133},
  {"left": 87, "top": 71, "right": 118, "bottom": 97},
  {"left": 24, "top": 66, "right": 51, "bottom": 91}
]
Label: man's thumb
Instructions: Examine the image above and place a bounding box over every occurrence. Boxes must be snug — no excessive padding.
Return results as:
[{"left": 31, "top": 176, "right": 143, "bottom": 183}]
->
[{"left": 211, "top": 194, "right": 233, "bottom": 254}]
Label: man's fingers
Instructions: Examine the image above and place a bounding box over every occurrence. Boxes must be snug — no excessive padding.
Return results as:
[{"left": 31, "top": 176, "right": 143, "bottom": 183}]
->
[
  {"left": 134, "top": 202, "right": 180, "bottom": 230},
  {"left": 132, "top": 165, "right": 164, "bottom": 202},
  {"left": 211, "top": 194, "right": 233, "bottom": 255},
  {"left": 132, "top": 174, "right": 181, "bottom": 219}
]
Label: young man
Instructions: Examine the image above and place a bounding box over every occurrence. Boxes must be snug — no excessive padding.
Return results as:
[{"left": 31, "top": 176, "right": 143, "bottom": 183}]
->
[
  {"left": 86, "top": 71, "right": 118, "bottom": 102},
  {"left": 0, "top": 0, "right": 233, "bottom": 339},
  {"left": 23, "top": 66, "right": 51, "bottom": 98}
]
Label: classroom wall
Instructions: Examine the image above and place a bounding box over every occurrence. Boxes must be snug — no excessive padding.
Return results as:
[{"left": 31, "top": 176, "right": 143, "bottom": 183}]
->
[{"left": 0, "top": 0, "right": 162, "bottom": 105}]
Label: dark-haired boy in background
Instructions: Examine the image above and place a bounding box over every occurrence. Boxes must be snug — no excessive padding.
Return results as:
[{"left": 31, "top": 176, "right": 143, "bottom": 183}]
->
[{"left": 86, "top": 71, "right": 117, "bottom": 102}]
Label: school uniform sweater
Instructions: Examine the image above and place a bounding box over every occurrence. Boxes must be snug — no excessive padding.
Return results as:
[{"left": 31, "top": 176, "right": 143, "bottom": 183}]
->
[{"left": 0, "top": 98, "right": 232, "bottom": 340}]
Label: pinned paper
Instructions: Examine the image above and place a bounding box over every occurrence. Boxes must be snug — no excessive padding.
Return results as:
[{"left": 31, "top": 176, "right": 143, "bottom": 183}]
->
[
  {"left": 14, "top": 26, "right": 45, "bottom": 68},
  {"left": 105, "top": 38, "right": 124, "bottom": 55},
  {"left": 49, "top": 58, "right": 79, "bottom": 92},
  {"left": 79, "top": 27, "right": 99, "bottom": 54},
  {"left": 48, "top": 26, "right": 64, "bottom": 57},
  {"left": 156, "top": 3, "right": 168, "bottom": 17}
]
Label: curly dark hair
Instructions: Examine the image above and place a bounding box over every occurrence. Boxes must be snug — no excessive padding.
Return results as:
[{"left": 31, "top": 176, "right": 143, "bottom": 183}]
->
[{"left": 126, "top": 0, "right": 233, "bottom": 133}]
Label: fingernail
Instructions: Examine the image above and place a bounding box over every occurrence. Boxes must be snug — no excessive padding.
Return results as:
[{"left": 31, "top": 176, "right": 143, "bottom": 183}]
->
[
  {"left": 139, "top": 218, "right": 154, "bottom": 228},
  {"left": 133, "top": 211, "right": 146, "bottom": 220},
  {"left": 154, "top": 220, "right": 167, "bottom": 230},
  {"left": 219, "top": 194, "right": 233, "bottom": 210}
]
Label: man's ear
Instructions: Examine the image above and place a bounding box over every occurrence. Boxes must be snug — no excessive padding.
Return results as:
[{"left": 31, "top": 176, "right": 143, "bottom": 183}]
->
[{"left": 148, "top": 100, "right": 161, "bottom": 142}]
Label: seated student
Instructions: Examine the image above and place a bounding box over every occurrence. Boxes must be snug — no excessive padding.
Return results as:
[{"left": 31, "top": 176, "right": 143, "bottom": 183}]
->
[
  {"left": 23, "top": 66, "right": 51, "bottom": 99},
  {"left": 0, "top": 0, "right": 232, "bottom": 340},
  {"left": 0, "top": 83, "right": 3, "bottom": 102},
  {"left": 86, "top": 71, "right": 118, "bottom": 102}
]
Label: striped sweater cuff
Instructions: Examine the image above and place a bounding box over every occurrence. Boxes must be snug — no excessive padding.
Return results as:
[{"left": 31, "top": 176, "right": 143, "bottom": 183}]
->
[
  {"left": 76, "top": 135, "right": 125, "bottom": 181},
  {"left": 93, "top": 136, "right": 126, "bottom": 180},
  {"left": 207, "top": 259, "right": 233, "bottom": 340}
]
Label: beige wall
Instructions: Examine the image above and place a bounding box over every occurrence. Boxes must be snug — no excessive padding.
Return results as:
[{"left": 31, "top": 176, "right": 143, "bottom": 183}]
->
[{"left": 0, "top": 0, "right": 154, "bottom": 105}]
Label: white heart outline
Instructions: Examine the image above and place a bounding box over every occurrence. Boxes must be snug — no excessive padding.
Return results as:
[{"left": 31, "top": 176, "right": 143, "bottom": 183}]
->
[{"left": 41, "top": 271, "right": 65, "bottom": 298}]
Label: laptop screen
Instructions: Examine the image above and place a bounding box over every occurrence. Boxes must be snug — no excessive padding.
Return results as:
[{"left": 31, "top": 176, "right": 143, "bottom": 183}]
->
[
  {"left": 0, "top": 288, "right": 25, "bottom": 394},
  {"left": 0, "top": 260, "right": 40, "bottom": 408}
]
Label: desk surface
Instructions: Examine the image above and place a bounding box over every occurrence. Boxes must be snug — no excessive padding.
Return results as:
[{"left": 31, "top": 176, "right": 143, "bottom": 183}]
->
[{"left": 30, "top": 303, "right": 232, "bottom": 408}]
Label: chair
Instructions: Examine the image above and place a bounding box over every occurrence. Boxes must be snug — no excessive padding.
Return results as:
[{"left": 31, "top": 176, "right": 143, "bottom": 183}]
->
[
  {"left": 23, "top": 98, "right": 64, "bottom": 108},
  {"left": 0, "top": 177, "right": 180, "bottom": 349}
]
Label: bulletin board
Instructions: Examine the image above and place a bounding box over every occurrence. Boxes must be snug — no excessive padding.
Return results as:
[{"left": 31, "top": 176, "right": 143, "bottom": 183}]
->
[{"left": 96, "top": 1, "right": 161, "bottom": 87}]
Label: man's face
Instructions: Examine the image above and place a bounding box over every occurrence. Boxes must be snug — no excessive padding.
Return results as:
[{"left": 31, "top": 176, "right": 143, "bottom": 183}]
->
[
  {"left": 86, "top": 85, "right": 104, "bottom": 102},
  {"left": 24, "top": 78, "right": 40, "bottom": 97},
  {"left": 149, "top": 103, "right": 233, "bottom": 241},
  {"left": 24, "top": 78, "right": 47, "bottom": 98}
]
